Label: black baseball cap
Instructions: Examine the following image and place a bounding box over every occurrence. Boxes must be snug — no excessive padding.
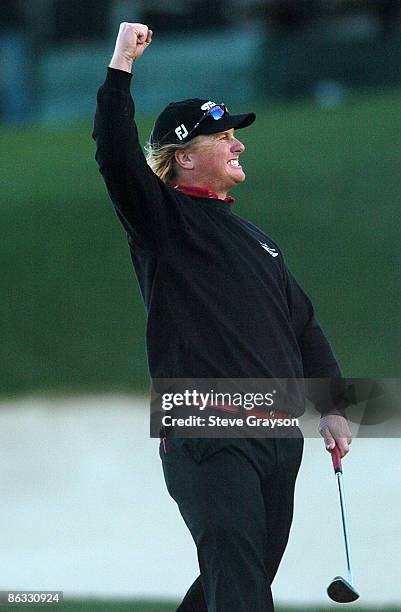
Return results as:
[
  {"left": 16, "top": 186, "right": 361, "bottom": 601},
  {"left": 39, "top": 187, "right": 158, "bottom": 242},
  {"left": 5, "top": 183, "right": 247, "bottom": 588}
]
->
[{"left": 150, "top": 98, "right": 256, "bottom": 146}]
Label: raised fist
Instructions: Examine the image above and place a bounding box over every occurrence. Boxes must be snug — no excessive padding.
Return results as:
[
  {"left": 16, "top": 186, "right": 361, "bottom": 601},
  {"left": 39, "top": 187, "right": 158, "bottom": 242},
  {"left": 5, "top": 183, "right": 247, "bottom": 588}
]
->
[{"left": 109, "top": 23, "right": 153, "bottom": 71}]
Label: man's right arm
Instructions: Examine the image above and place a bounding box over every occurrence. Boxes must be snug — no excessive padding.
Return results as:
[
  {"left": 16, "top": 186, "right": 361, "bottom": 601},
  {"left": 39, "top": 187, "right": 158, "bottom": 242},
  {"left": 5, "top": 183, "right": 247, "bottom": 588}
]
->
[
  {"left": 93, "top": 24, "right": 172, "bottom": 250},
  {"left": 285, "top": 267, "right": 352, "bottom": 457}
]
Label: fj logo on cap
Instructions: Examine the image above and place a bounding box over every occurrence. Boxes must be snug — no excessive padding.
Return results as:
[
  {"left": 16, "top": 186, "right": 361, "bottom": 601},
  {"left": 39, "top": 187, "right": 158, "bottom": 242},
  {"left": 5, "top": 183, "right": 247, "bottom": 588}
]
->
[
  {"left": 175, "top": 124, "right": 189, "bottom": 141},
  {"left": 260, "top": 243, "right": 279, "bottom": 257}
]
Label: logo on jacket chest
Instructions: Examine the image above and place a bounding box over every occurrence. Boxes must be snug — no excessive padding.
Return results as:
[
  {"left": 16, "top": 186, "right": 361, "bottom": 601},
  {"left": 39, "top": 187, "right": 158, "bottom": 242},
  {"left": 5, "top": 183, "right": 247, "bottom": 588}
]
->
[{"left": 260, "top": 242, "right": 279, "bottom": 257}]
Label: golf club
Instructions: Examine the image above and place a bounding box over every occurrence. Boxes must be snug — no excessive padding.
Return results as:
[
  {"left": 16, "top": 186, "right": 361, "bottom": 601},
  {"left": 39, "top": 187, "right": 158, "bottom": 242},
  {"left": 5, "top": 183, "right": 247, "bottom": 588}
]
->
[{"left": 327, "top": 446, "right": 360, "bottom": 603}]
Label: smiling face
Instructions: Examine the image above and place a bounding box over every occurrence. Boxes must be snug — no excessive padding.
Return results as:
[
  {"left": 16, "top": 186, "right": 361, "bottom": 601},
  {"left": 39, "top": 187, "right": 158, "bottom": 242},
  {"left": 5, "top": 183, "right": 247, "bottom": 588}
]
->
[{"left": 174, "top": 128, "right": 246, "bottom": 198}]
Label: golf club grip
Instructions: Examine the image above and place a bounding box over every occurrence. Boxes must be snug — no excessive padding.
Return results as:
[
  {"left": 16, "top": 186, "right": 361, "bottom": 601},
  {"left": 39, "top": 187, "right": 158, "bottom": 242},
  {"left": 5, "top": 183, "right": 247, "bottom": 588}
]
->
[{"left": 331, "top": 446, "right": 342, "bottom": 473}]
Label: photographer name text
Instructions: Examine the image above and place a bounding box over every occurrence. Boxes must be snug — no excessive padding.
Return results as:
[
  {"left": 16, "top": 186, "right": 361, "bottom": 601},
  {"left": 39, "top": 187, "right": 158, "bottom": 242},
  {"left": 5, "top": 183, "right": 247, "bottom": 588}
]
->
[{"left": 161, "top": 415, "right": 299, "bottom": 429}]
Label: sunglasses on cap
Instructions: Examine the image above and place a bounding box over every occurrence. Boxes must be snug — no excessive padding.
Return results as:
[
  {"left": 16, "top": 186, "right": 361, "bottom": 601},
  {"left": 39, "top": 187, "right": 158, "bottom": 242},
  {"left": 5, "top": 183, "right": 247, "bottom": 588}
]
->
[
  {"left": 157, "top": 103, "right": 227, "bottom": 145},
  {"left": 184, "top": 104, "right": 227, "bottom": 141}
]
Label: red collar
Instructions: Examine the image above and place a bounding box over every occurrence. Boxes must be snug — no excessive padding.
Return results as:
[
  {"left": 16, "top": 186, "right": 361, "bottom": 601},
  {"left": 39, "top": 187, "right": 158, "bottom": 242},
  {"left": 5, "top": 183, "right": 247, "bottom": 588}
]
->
[{"left": 174, "top": 184, "right": 235, "bottom": 205}]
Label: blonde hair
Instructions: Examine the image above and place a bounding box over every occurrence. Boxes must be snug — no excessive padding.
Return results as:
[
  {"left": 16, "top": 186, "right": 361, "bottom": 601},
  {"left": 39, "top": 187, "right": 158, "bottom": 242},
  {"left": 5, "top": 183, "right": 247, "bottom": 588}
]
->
[{"left": 144, "top": 137, "right": 201, "bottom": 185}]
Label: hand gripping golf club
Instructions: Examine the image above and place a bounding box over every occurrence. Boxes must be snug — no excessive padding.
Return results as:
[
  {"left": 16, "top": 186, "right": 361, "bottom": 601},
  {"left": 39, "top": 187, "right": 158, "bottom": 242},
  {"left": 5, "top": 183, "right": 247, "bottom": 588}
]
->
[{"left": 327, "top": 446, "right": 360, "bottom": 603}]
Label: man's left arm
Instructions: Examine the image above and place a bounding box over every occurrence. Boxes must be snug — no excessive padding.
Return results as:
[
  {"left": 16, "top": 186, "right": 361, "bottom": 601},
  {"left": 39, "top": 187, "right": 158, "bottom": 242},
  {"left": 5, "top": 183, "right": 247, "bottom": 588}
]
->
[{"left": 285, "top": 269, "right": 352, "bottom": 457}]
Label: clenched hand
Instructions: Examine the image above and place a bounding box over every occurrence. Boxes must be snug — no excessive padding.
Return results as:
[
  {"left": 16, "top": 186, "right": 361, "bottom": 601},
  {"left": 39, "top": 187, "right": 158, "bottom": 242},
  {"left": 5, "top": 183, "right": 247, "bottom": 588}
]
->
[
  {"left": 319, "top": 414, "right": 352, "bottom": 458},
  {"left": 109, "top": 23, "right": 153, "bottom": 73}
]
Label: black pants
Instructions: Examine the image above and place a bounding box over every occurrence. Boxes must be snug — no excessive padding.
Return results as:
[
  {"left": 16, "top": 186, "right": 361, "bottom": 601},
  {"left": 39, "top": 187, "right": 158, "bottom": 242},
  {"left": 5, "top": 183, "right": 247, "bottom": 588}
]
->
[{"left": 160, "top": 434, "right": 304, "bottom": 612}]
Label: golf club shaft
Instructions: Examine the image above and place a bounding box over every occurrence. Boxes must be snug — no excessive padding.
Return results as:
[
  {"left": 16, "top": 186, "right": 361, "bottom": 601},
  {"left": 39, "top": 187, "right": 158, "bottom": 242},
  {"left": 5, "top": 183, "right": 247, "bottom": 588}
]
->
[{"left": 336, "top": 471, "right": 354, "bottom": 585}]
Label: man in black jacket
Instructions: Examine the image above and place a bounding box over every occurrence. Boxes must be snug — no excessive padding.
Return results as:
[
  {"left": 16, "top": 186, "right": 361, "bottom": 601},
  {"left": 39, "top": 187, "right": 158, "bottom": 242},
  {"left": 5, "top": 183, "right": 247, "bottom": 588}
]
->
[{"left": 93, "top": 22, "right": 352, "bottom": 612}]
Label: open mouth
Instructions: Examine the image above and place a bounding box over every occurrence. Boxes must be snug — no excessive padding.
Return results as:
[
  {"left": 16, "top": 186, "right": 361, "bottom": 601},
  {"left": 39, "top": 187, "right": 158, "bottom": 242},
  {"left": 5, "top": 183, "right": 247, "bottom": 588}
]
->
[{"left": 228, "top": 158, "right": 241, "bottom": 168}]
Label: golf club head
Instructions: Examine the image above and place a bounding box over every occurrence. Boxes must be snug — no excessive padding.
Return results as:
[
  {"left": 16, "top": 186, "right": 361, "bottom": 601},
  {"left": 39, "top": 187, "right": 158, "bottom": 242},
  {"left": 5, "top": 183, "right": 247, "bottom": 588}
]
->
[{"left": 327, "top": 576, "right": 359, "bottom": 603}]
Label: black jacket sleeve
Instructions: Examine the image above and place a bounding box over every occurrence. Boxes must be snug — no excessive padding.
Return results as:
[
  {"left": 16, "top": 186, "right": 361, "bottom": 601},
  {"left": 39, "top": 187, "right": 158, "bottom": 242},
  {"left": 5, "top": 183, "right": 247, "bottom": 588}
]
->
[
  {"left": 92, "top": 68, "right": 177, "bottom": 251},
  {"left": 285, "top": 268, "right": 348, "bottom": 417}
]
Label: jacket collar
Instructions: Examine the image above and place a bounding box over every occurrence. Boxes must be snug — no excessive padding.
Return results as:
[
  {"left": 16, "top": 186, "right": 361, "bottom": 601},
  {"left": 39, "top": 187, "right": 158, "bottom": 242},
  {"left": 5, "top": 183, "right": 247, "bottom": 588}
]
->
[{"left": 174, "top": 184, "right": 235, "bottom": 204}]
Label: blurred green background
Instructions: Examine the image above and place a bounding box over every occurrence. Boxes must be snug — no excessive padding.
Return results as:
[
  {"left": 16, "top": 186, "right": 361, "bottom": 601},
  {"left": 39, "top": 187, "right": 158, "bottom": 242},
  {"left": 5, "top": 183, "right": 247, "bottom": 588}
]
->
[{"left": 1, "top": 88, "right": 399, "bottom": 397}]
